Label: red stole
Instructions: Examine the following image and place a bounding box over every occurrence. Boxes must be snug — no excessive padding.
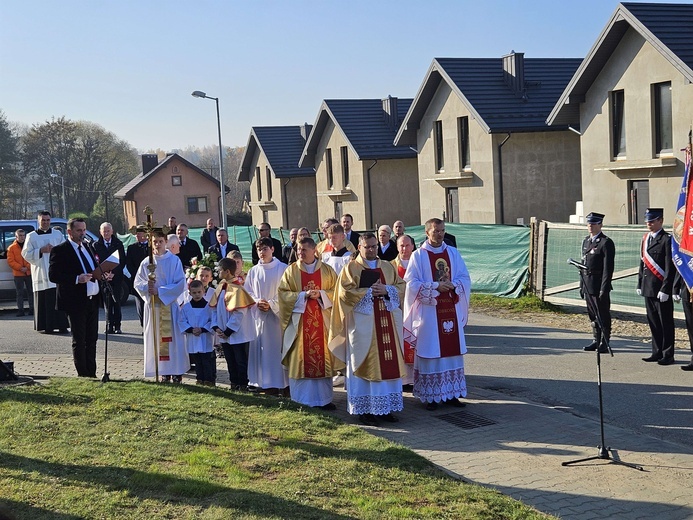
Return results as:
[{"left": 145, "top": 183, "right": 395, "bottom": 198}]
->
[
  {"left": 427, "top": 249, "right": 461, "bottom": 358},
  {"left": 396, "top": 262, "right": 414, "bottom": 363},
  {"left": 301, "top": 269, "right": 327, "bottom": 378},
  {"left": 367, "top": 268, "right": 401, "bottom": 379},
  {"left": 397, "top": 264, "right": 406, "bottom": 279}
]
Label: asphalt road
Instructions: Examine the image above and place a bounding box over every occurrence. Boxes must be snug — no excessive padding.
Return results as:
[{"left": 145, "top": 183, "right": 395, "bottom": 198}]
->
[{"left": 1, "top": 301, "right": 692, "bottom": 449}]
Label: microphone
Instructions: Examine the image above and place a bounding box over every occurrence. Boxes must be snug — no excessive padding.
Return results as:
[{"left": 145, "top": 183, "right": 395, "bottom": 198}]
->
[{"left": 567, "top": 258, "right": 588, "bottom": 270}]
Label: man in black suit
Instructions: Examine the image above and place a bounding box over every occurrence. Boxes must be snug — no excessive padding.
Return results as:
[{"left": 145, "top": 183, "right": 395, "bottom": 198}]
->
[
  {"left": 200, "top": 218, "right": 219, "bottom": 252},
  {"left": 126, "top": 227, "right": 149, "bottom": 327},
  {"left": 93, "top": 222, "right": 126, "bottom": 334},
  {"left": 209, "top": 228, "right": 239, "bottom": 259},
  {"left": 282, "top": 228, "right": 298, "bottom": 264},
  {"left": 637, "top": 208, "right": 676, "bottom": 365},
  {"left": 176, "top": 223, "right": 202, "bottom": 269},
  {"left": 579, "top": 212, "right": 615, "bottom": 353},
  {"left": 341, "top": 214, "right": 360, "bottom": 249},
  {"left": 49, "top": 218, "right": 107, "bottom": 377},
  {"left": 251, "top": 223, "right": 284, "bottom": 265}
]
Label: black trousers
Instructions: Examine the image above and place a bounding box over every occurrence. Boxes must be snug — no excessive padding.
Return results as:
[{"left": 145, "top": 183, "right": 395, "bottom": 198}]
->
[
  {"left": 586, "top": 291, "right": 611, "bottom": 338},
  {"left": 221, "top": 341, "right": 249, "bottom": 388},
  {"left": 67, "top": 297, "right": 100, "bottom": 377},
  {"left": 134, "top": 293, "right": 145, "bottom": 327},
  {"left": 644, "top": 296, "right": 675, "bottom": 360},
  {"left": 104, "top": 280, "right": 122, "bottom": 329}
]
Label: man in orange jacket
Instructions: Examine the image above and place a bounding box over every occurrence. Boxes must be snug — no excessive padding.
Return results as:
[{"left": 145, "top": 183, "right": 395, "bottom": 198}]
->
[{"left": 7, "top": 229, "right": 34, "bottom": 317}]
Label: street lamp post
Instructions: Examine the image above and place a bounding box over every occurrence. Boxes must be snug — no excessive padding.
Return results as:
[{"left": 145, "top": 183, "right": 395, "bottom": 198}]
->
[
  {"left": 50, "top": 173, "right": 67, "bottom": 219},
  {"left": 191, "top": 90, "right": 227, "bottom": 231}
]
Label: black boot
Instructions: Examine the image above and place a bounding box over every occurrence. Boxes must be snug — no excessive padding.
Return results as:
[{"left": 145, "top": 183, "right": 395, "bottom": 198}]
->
[{"left": 584, "top": 322, "right": 601, "bottom": 351}]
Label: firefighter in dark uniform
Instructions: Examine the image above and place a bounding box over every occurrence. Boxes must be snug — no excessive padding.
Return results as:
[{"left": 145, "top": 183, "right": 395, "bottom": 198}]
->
[
  {"left": 581, "top": 212, "right": 615, "bottom": 353},
  {"left": 637, "top": 208, "right": 676, "bottom": 365}
]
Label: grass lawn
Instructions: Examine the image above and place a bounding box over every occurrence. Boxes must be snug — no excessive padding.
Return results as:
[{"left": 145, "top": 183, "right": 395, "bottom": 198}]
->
[
  {"left": 0, "top": 379, "right": 553, "bottom": 520},
  {"left": 470, "top": 293, "right": 563, "bottom": 313}
]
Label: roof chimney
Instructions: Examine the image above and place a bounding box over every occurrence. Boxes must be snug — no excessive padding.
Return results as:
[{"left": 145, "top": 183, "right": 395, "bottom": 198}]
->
[
  {"left": 300, "top": 122, "right": 310, "bottom": 141},
  {"left": 382, "top": 96, "right": 399, "bottom": 130},
  {"left": 502, "top": 51, "right": 526, "bottom": 98},
  {"left": 141, "top": 154, "right": 158, "bottom": 175}
]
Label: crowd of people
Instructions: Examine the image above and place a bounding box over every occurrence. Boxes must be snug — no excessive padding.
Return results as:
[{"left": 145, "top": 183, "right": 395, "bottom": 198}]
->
[
  {"left": 11, "top": 211, "right": 472, "bottom": 426},
  {"left": 10, "top": 206, "right": 692, "bottom": 426}
]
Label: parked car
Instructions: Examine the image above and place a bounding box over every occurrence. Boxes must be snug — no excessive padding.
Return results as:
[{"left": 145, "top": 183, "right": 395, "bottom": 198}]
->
[{"left": 0, "top": 219, "right": 131, "bottom": 306}]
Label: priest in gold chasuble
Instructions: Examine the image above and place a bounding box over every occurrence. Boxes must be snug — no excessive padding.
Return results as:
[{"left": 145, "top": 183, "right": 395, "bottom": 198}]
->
[
  {"left": 279, "top": 237, "right": 340, "bottom": 409},
  {"left": 329, "top": 233, "right": 406, "bottom": 426}
]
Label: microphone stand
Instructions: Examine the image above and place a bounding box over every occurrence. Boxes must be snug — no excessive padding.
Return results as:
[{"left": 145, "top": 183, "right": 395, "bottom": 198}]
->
[{"left": 562, "top": 262, "right": 643, "bottom": 471}]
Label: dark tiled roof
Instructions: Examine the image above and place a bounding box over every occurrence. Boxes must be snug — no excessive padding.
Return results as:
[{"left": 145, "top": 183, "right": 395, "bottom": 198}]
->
[
  {"left": 300, "top": 98, "right": 417, "bottom": 168},
  {"left": 548, "top": 2, "right": 693, "bottom": 126},
  {"left": 396, "top": 57, "right": 581, "bottom": 146},
  {"left": 114, "top": 153, "right": 226, "bottom": 199},
  {"left": 237, "top": 125, "right": 315, "bottom": 182}
]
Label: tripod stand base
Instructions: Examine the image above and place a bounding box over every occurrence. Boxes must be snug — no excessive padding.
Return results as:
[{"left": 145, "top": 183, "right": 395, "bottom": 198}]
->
[
  {"left": 562, "top": 446, "right": 644, "bottom": 471},
  {"left": 101, "top": 372, "right": 110, "bottom": 383}
]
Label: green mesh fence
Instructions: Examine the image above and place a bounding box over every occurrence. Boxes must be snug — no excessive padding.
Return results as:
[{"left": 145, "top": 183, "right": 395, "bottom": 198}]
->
[
  {"left": 542, "top": 223, "right": 661, "bottom": 311},
  {"left": 118, "top": 223, "right": 530, "bottom": 297}
]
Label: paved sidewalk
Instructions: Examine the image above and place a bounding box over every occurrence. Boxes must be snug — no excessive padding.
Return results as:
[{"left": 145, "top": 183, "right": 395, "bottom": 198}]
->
[{"left": 4, "top": 352, "right": 693, "bottom": 520}]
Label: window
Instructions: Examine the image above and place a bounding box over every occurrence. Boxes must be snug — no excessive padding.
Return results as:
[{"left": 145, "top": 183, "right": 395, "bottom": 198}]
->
[
  {"left": 340, "top": 146, "right": 349, "bottom": 187},
  {"left": 434, "top": 120, "right": 444, "bottom": 171},
  {"left": 611, "top": 90, "right": 626, "bottom": 158},
  {"left": 187, "top": 196, "right": 208, "bottom": 214},
  {"left": 458, "top": 117, "right": 470, "bottom": 169},
  {"left": 262, "top": 210, "right": 269, "bottom": 223},
  {"left": 256, "top": 166, "right": 262, "bottom": 200},
  {"left": 445, "top": 188, "right": 459, "bottom": 223},
  {"left": 654, "top": 82, "right": 672, "bottom": 154},
  {"left": 629, "top": 180, "right": 649, "bottom": 224},
  {"left": 266, "top": 166, "right": 273, "bottom": 200},
  {"left": 326, "top": 148, "right": 334, "bottom": 189},
  {"left": 171, "top": 175, "right": 182, "bottom": 186},
  {"left": 334, "top": 201, "right": 343, "bottom": 219}
]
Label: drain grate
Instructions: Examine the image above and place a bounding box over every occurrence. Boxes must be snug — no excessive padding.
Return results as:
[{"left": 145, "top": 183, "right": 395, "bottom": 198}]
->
[{"left": 436, "top": 411, "right": 497, "bottom": 430}]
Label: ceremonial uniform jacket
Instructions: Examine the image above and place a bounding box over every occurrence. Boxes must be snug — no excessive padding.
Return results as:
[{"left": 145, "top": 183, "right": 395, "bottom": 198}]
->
[
  {"left": 638, "top": 230, "right": 675, "bottom": 297},
  {"left": 580, "top": 232, "right": 615, "bottom": 296}
]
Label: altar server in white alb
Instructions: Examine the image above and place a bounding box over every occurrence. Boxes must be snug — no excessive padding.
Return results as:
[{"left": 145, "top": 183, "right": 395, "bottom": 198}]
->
[
  {"left": 179, "top": 280, "right": 216, "bottom": 386},
  {"left": 244, "top": 237, "right": 289, "bottom": 395},
  {"left": 134, "top": 231, "right": 189, "bottom": 383},
  {"left": 403, "top": 218, "right": 471, "bottom": 411}
]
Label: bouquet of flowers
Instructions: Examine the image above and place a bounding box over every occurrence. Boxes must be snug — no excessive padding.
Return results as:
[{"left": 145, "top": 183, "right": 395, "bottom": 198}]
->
[{"left": 185, "top": 252, "right": 222, "bottom": 288}]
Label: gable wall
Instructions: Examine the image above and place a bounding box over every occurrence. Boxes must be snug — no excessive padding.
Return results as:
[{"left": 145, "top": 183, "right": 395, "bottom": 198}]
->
[
  {"left": 580, "top": 27, "right": 693, "bottom": 223},
  {"left": 127, "top": 158, "right": 222, "bottom": 229},
  {"left": 416, "top": 80, "right": 497, "bottom": 223}
]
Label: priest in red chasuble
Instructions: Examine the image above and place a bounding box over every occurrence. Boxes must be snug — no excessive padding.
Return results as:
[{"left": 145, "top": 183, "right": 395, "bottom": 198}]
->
[
  {"left": 278, "top": 236, "right": 340, "bottom": 409},
  {"left": 403, "top": 218, "right": 471, "bottom": 411},
  {"left": 330, "top": 233, "right": 406, "bottom": 426}
]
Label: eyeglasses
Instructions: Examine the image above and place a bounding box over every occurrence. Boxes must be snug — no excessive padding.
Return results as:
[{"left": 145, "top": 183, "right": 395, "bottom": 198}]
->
[{"left": 259, "top": 228, "right": 270, "bottom": 232}]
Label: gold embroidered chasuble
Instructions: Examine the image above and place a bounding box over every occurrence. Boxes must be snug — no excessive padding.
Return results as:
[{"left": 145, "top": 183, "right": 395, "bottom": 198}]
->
[
  {"left": 278, "top": 259, "right": 341, "bottom": 379},
  {"left": 329, "top": 255, "right": 406, "bottom": 381}
]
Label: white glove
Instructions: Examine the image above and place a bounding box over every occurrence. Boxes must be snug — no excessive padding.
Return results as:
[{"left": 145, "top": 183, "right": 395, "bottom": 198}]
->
[
  {"left": 657, "top": 291, "right": 669, "bottom": 302},
  {"left": 673, "top": 294, "right": 682, "bottom": 303},
  {"left": 636, "top": 288, "right": 642, "bottom": 296}
]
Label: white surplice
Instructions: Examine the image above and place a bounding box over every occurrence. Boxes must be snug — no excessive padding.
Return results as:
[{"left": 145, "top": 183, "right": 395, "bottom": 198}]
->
[{"left": 244, "top": 257, "right": 288, "bottom": 389}]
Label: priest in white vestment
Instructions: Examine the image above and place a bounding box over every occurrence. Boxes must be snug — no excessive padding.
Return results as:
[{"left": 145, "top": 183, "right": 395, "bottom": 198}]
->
[{"left": 403, "top": 218, "right": 471, "bottom": 411}]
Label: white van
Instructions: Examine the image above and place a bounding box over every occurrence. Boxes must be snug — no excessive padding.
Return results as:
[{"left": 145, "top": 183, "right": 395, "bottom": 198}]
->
[{"left": 0, "top": 219, "right": 110, "bottom": 302}]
